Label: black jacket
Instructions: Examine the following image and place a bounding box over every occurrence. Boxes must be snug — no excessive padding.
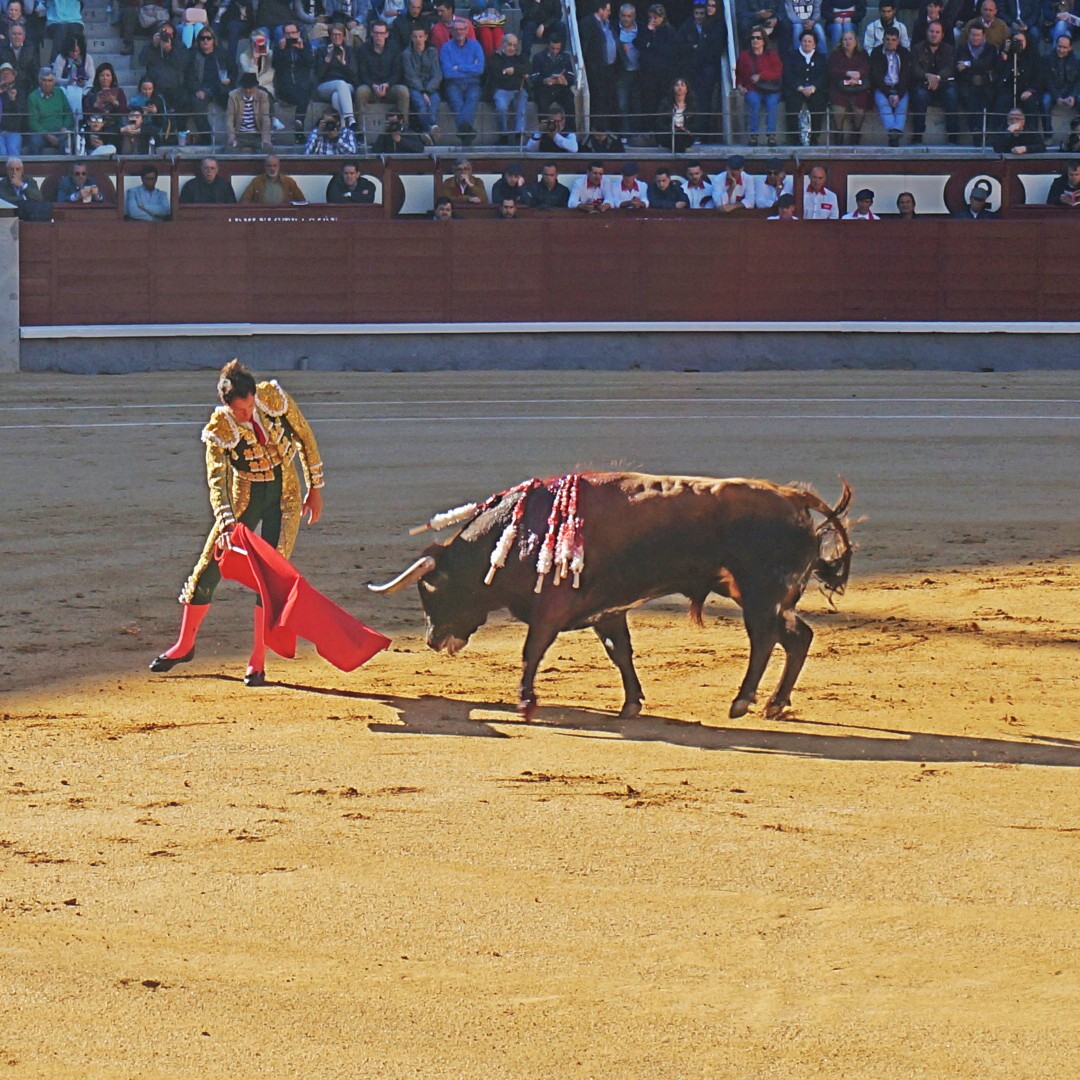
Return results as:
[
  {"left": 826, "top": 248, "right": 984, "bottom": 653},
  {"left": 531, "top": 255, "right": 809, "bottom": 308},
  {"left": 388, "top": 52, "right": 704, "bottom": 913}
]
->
[
  {"left": 783, "top": 49, "right": 828, "bottom": 95},
  {"left": 521, "top": 179, "right": 570, "bottom": 208},
  {"left": 179, "top": 174, "right": 238, "bottom": 204},
  {"left": 869, "top": 45, "right": 912, "bottom": 94},
  {"left": 356, "top": 40, "right": 403, "bottom": 87},
  {"left": 326, "top": 174, "right": 377, "bottom": 202}
]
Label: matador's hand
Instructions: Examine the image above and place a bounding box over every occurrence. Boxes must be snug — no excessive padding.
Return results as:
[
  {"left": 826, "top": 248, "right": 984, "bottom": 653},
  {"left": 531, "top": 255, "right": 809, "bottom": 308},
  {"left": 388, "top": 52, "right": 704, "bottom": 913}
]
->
[{"left": 303, "top": 488, "right": 323, "bottom": 525}]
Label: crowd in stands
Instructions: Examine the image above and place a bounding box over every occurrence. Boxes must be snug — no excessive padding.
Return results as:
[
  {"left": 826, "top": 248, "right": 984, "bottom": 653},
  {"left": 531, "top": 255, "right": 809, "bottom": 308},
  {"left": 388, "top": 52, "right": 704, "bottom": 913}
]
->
[{"left": 2, "top": 0, "right": 1080, "bottom": 154}]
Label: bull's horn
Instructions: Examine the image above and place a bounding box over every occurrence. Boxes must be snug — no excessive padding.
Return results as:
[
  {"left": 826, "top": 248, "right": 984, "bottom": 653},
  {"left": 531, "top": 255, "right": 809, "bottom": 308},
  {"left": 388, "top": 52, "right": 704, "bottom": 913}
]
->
[{"left": 367, "top": 556, "right": 437, "bottom": 595}]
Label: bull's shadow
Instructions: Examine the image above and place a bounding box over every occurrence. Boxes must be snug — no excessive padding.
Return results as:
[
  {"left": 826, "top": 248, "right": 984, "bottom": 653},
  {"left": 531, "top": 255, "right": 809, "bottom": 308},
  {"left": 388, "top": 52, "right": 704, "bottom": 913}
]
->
[{"left": 272, "top": 681, "right": 1080, "bottom": 768}]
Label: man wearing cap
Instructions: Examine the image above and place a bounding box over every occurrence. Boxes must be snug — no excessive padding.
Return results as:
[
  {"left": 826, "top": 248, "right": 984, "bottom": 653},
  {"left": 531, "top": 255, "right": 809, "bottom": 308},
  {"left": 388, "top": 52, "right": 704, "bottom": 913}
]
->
[
  {"left": 842, "top": 187, "right": 878, "bottom": 218},
  {"left": 26, "top": 65, "right": 72, "bottom": 153},
  {"left": 802, "top": 164, "right": 838, "bottom": 219},
  {"left": 610, "top": 161, "right": 649, "bottom": 208},
  {"left": 227, "top": 71, "right": 272, "bottom": 152},
  {"left": 491, "top": 162, "right": 529, "bottom": 204},
  {"left": 953, "top": 179, "right": 998, "bottom": 218},
  {"left": 767, "top": 192, "right": 798, "bottom": 220},
  {"left": 125, "top": 163, "right": 171, "bottom": 221},
  {"left": 568, "top": 159, "right": 612, "bottom": 211},
  {"left": 754, "top": 157, "right": 793, "bottom": 210},
  {"left": 1045, "top": 162, "right": 1080, "bottom": 209},
  {"left": 713, "top": 155, "right": 756, "bottom": 212},
  {"left": 646, "top": 166, "right": 688, "bottom": 208},
  {"left": 522, "top": 161, "right": 571, "bottom": 208},
  {"left": 682, "top": 160, "right": 713, "bottom": 208}
]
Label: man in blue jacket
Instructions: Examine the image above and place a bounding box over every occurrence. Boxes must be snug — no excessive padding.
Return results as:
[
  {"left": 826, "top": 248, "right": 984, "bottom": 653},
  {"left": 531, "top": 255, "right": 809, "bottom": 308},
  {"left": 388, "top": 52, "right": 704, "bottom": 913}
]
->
[{"left": 439, "top": 16, "right": 484, "bottom": 143}]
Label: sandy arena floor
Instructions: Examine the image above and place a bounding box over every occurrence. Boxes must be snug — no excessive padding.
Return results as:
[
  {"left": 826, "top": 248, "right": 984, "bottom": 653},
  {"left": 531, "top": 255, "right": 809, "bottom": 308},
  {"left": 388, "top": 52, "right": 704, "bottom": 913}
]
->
[{"left": 1, "top": 370, "right": 1078, "bottom": 1078}]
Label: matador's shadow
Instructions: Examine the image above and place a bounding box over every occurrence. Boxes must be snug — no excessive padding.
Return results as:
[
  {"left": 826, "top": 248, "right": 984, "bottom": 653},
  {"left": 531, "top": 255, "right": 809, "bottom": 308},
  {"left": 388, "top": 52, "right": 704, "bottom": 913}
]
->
[{"left": 271, "top": 680, "right": 1080, "bottom": 767}]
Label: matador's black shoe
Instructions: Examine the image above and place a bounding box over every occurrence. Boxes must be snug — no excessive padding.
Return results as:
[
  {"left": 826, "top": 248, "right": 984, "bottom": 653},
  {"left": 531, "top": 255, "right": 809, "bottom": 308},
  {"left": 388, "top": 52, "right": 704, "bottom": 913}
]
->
[
  {"left": 243, "top": 669, "right": 266, "bottom": 687},
  {"left": 149, "top": 648, "right": 195, "bottom": 673}
]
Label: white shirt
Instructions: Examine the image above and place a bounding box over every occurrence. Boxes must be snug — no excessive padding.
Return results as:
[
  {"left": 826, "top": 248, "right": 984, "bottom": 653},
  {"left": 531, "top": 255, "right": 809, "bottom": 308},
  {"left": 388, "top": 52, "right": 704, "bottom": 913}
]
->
[
  {"left": 681, "top": 180, "right": 714, "bottom": 208},
  {"left": 568, "top": 176, "right": 609, "bottom": 209},
  {"left": 754, "top": 173, "right": 794, "bottom": 208},
  {"left": 609, "top": 178, "right": 649, "bottom": 207},
  {"left": 842, "top": 209, "right": 879, "bottom": 219},
  {"left": 803, "top": 183, "right": 839, "bottom": 219},
  {"left": 712, "top": 172, "right": 756, "bottom": 209}
]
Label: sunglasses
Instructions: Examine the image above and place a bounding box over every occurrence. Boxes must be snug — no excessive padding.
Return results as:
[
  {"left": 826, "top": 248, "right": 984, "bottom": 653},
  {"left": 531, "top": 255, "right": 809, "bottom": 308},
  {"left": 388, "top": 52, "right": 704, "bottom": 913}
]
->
[{"left": 198, "top": 34, "right": 213, "bottom": 41}]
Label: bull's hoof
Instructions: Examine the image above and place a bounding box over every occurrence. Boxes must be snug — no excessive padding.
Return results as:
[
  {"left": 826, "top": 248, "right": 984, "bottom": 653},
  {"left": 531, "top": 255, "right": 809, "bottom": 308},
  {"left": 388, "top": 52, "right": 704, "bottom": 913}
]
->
[
  {"left": 618, "top": 701, "right": 642, "bottom": 720},
  {"left": 764, "top": 699, "right": 790, "bottom": 720},
  {"left": 517, "top": 699, "right": 538, "bottom": 722},
  {"left": 729, "top": 697, "right": 753, "bottom": 719}
]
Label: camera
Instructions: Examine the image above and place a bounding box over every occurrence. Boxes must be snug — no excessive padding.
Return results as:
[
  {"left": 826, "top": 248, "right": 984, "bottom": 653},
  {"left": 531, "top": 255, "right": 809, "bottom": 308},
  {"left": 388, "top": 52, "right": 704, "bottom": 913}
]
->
[{"left": 540, "top": 118, "right": 556, "bottom": 132}]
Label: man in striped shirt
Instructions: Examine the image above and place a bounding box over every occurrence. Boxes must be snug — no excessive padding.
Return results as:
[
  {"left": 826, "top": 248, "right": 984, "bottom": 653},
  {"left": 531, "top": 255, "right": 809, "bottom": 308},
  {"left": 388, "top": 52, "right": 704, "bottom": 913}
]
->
[{"left": 227, "top": 72, "right": 272, "bottom": 152}]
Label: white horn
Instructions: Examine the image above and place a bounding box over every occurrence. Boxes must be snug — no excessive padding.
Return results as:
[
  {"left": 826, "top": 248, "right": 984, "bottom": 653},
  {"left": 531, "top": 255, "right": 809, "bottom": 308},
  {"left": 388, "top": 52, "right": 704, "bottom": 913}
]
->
[{"left": 367, "top": 556, "right": 437, "bottom": 595}]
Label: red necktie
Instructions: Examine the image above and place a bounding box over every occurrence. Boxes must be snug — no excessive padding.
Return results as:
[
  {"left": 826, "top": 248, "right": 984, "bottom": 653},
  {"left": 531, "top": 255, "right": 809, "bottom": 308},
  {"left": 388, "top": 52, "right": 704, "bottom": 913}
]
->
[{"left": 253, "top": 419, "right": 267, "bottom": 445}]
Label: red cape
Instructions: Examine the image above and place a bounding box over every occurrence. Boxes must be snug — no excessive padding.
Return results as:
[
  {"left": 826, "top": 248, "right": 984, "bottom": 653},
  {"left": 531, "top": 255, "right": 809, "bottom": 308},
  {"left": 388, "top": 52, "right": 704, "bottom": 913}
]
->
[{"left": 216, "top": 523, "right": 391, "bottom": 672}]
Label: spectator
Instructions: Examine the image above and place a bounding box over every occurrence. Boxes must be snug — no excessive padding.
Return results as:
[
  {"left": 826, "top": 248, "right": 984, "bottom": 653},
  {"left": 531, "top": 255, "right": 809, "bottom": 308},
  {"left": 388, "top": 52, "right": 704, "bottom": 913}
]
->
[
  {"left": 655, "top": 75, "right": 697, "bottom": 151},
  {"left": 784, "top": 28, "right": 828, "bottom": 144},
  {"left": 56, "top": 160, "right": 105, "bottom": 202},
  {"left": 529, "top": 30, "right": 575, "bottom": 117},
  {"left": 1058, "top": 114, "right": 1080, "bottom": 152},
  {"left": 313, "top": 22, "right": 358, "bottom": 129},
  {"left": 429, "top": 0, "right": 468, "bottom": 50},
  {"left": 323, "top": 1, "right": 366, "bottom": 49},
  {"left": 638, "top": 3, "right": 679, "bottom": 115},
  {"left": 568, "top": 159, "right": 612, "bottom": 211},
  {"left": 119, "top": 106, "right": 153, "bottom": 152},
  {"left": 960, "top": 0, "right": 1008, "bottom": 48},
  {"left": 579, "top": 120, "right": 624, "bottom": 152},
  {"left": 1045, "top": 160, "right": 1080, "bottom": 206},
  {"left": 955, "top": 23, "right": 998, "bottom": 143},
  {"left": 490, "top": 161, "right": 527, "bottom": 204},
  {"left": 185, "top": 25, "right": 232, "bottom": 146},
  {"left": 863, "top": 2, "right": 909, "bottom": 51},
  {"left": 870, "top": 26, "right": 911, "bottom": 145},
  {"left": 646, "top": 165, "right": 688, "bottom": 207},
  {"left": 767, "top": 191, "right": 798, "bottom": 218},
  {"left": 828, "top": 27, "right": 870, "bottom": 144},
  {"left": 237, "top": 28, "right": 275, "bottom": 97},
  {"left": 786, "top": 0, "right": 827, "bottom": 53},
  {"left": 256, "top": 0, "right": 296, "bottom": 37},
  {"left": 83, "top": 62, "right": 127, "bottom": 122},
  {"left": 910, "top": 20, "right": 959, "bottom": 144},
  {"left": 953, "top": 177, "right": 998, "bottom": 217},
  {"left": 439, "top": 16, "right": 484, "bottom": 142},
  {"left": 440, "top": 156, "right": 486, "bottom": 204},
  {"left": 326, "top": 158, "right": 377, "bottom": 201},
  {"left": 0, "top": 155, "right": 41, "bottom": 202},
  {"left": 995, "top": 30, "right": 1039, "bottom": 127},
  {"left": 0, "top": 62, "right": 25, "bottom": 156},
  {"left": 1046, "top": 0, "right": 1078, "bottom": 44},
  {"left": 432, "top": 193, "right": 454, "bottom": 220},
  {"left": 226, "top": 71, "right": 271, "bottom": 150},
  {"left": 52, "top": 32, "right": 93, "bottom": 125},
  {"left": 991, "top": 104, "right": 1045, "bottom": 150},
  {"left": 141, "top": 22, "right": 190, "bottom": 118},
  {"left": 753, "top": 156, "right": 793, "bottom": 209},
  {"left": 391, "top": 0, "right": 433, "bottom": 52},
  {"left": 713, "top": 153, "right": 756, "bottom": 211},
  {"left": 496, "top": 194, "right": 517, "bottom": 218},
  {"left": 521, "top": 160, "right": 570, "bottom": 207},
  {"left": 519, "top": 0, "right": 564, "bottom": 57},
  {"left": 682, "top": 158, "right": 713, "bottom": 206},
  {"left": 823, "top": 0, "right": 866, "bottom": 50},
  {"left": 910, "top": 0, "right": 944, "bottom": 45},
  {"left": 370, "top": 106, "right": 426, "bottom": 149},
  {"left": 580, "top": 0, "right": 618, "bottom": 131},
  {"left": 403, "top": 24, "right": 441, "bottom": 138},
  {"left": 470, "top": 1, "right": 505, "bottom": 58},
  {"left": 1041, "top": 35, "right": 1079, "bottom": 139},
  {"left": 524, "top": 102, "right": 579, "bottom": 151},
  {"left": 736, "top": 25, "right": 782, "bottom": 146},
  {"left": 130, "top": 76, "right": 170, "bottom": 142},
  {"left": 214, "top": 0, "right": 257, "bottom": 61},
  {"left": 305, "top": 105, "right": 360, "bottom": 150},
  {"left": 356, "top": 18, "right": 409, "bottom": 121},
  {"left": 609, "top": 160, "right": 649, "bottom": 208},
  {"left": 485, "top": 32, "right": 528, "bottom": 145},
  {"left": 240, "top": 154, "right": 305, "bottom": 203},
  {"left": 896, "top": 190, "right": 916, "bottom": 218},
  {"left": 736, "top": 0, "right": 779, "bottom": 47},
  {"left": 79, "top": 110, "right": 115, "bottom": 154},
  {"left": 179, "top": 156, "right": 237, "bottom": 202},
  {"left": 803, "top": 162, "right": 838, "bottom": 217},
  {"left": 26, "top": 66, "right": 73, "bottom": 153},
  {"left": 126, "top": 163, "right": 171, "bottom": 221},
  {"left": 1, "top": 23, "right": 37, "bottom": 95},
  {"left": 842, "top": 186, "right": 878, "bottom": 218},
  {"left": 274, "top": 22, "right": 315, "bottom": 133},
  {"left": 614, "top": 3, "right": 642, "bottom": 134},
  {"left": 44, "top": 0, "right": 83, "bottom": 61}
]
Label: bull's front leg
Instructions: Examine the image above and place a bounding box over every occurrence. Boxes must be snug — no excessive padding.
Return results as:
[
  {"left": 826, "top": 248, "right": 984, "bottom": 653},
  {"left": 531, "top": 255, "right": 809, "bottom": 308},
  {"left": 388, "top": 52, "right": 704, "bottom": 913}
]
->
[
  {"left": 593, "top": 613, "right": 644, "bottom": 719},
  {"left": 518, "top": 621, "right": 560, "bottom": 721}
]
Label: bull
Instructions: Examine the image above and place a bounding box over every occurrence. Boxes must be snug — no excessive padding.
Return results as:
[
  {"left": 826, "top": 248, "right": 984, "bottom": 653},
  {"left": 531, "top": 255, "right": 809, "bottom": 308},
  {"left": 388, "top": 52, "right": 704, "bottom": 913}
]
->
[{"left": 369, "top": 472, "right": 852, "bottom": 722}]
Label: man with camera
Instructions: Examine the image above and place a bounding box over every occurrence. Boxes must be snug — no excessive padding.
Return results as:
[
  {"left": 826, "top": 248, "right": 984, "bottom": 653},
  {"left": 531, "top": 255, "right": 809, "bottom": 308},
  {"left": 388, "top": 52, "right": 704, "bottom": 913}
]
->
[
  {"left": 305, "top": 107, "right": 359, "bottom": 152},
  {"left": 524, "top": 103, "right": 579, "bottom": 151},
  {"left": 371, "top": 109, "right": 426, "bottom": 151},
  {"left": 274, "top": 22, "right": 316, "bottom": 133},
  {"left": 141, "top": 22, "right": 190, "bottom": 115}
]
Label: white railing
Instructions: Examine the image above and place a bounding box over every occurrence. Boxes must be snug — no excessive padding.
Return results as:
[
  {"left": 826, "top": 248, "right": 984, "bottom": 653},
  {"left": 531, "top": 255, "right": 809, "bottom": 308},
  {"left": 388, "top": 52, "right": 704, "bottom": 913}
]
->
[{"left": 562, "top": 0, "right": 591, "bottom": 135}]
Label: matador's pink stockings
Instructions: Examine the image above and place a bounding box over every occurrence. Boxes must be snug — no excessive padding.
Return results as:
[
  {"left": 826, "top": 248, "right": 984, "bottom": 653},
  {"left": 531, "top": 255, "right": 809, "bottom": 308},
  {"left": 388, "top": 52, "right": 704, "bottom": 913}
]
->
[
  {"left": 247, "top": 606, "right": 266, "bottom": 677},
  {"left": 161, "top": 603, "right": 209, "bottom": 659}
]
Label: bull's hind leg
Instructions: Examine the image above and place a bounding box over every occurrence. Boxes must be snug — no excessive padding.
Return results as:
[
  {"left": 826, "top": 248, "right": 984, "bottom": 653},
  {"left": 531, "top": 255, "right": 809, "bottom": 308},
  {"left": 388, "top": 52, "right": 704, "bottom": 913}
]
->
[
  {"left": 765, "top": 610, "right": 813, "bottom": 719},
  {"left": 730, "top": 599, "right": 781, "bottom": 719},
  {"left": 593, "top": 613, "right": 644, "bottom": 719},
  {"left": 518, "top": 621, "right": 560, "bottom": 722}
]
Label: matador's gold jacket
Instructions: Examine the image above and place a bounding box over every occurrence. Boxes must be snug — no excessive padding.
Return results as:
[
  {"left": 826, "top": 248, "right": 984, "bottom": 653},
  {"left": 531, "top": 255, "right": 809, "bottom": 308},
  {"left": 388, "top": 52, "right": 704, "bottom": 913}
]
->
[{"left": 200, "top": 379, "right": 325, "bottom": 533}]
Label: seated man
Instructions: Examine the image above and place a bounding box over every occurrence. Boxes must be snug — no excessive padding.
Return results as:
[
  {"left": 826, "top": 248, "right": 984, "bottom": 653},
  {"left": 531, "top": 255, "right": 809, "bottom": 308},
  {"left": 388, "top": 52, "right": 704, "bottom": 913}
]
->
[
  {"left": 579, "top": 122, "right": 625, "bottom": 155},
  {"left": 486, "top": 33, "right": 529, "bottom": 145},
  {"left": 1060, "top": 115, "right": 1080, "bottom": 153},
  {"left": 355, "top": 19, "right": 410, "bottom": 122},
  {"left": 1041, "top": 36, "right": 1080, "bottom": 140},
  {"left": 952, "top": 178, "right": 998, "bottom": 218},
  {"left": 843, "top": 187, "right": 878, "bottom": 218},
  {"left": 370, "top": 108, "right": 426, "bottom": 151},
  {"left": 524, "top": 104, "right": 579, "bottom": 152},
  {"left": 870, "top": 27, "right": 911, "bottom": 146},
  {"left": 753, "top": 157, "right": 793, "bottom": 211},
  {"left": 491, "top": 162, "right": 528, "bottom": 204},
  {"left": 26, "top": 66, "right": 73, "bottom": 154},
  {"left": 118, "top": 107, "right": 152, "bottom": 155},
  {"left": 125, "top": 163, "right": 171, "bottom": 221},
  {"left": 56, "top": 161, "right": 106, "bottom": 203},
  {"left": 609, "top": 161, "right": 649, "bottom": 209},
  {"left": 682, "top": 160, "right": 713, "bottom": 208},
  {"left": 180, "top": 157, "right": 238, "bottom": 204},
  {"left": 274, "top": 22, "right": 316, "bottom": 132},
  {"left": 960, "top": 0, "right": 1008, "bottom": 50},
  {"left": 767, "top": 192, "right": 798, "bottom": 220},
  {"left": 862, "top": 1, "right": 909, "bottom": 50},
  {"left": 529, "top": 32, "right": 575, "bottom": 117},
  {"left": 433, "top": 194, "right": 455, "bottom": 220},
  {"left": 326, "top": 159, "right": 377, "bottom": 202},
  {"left": 0, "top": 155, "right": 41, "bottom": 203},
  {"left": 227, "top": 73, "right": 273, "bottom": 153},
  {"left": 1046, "top": 161, "right": 1080, "bottom": 208},
  {"left": 910, "top": 20, "right": 959, "bottom": 145},
  {"left": 803, "top": 163, "right": 838, "bottom": 218},
  {"left": 713, "top": 154, "right": 756, "bottom": 212},
  {"left": 241, "top": 154, "right": 306, "bottom": 203},
  {"left": 955, "top": 24, "right": 999, "bottom": 143},
  {"left": 991, "top": 106, "right": 1045, "bottom": 154},
  {"left": 305, "top": 108, "right": 360, "bottom": 153},
  {"left": 646, "top": 166, "right": 688, "bottom": 208},
  {"left": 521, "top": 160, "right": 570, "bottom": 208},
  {"left": 568, "top": 160, "right": 611, "bottom": 212},
  {"left": 440, "top": 157, "right": 487, "bottom": 205},
  {"left": 439, "top": 16, "right": 485, "bottom": 142}
]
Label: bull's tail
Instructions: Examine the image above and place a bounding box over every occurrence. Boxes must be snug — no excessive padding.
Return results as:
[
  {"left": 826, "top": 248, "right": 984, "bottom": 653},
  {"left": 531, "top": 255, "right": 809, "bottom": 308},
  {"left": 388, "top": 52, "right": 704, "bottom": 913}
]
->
[{"left": 791, "top": 480, "right": 854, "bottom": 602}]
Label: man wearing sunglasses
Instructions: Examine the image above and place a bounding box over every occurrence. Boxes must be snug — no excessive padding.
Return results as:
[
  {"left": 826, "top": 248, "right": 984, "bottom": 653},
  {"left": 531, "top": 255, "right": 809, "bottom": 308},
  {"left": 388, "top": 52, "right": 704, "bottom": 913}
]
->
[{"left": 55, "top": 161, "right": 105, "bottom": 203}]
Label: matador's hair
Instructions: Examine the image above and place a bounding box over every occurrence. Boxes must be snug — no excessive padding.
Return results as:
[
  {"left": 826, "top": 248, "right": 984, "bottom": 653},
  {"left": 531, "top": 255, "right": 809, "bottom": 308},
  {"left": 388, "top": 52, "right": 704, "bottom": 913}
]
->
[{"left": 217, "top": 359, "right": 256, "bottom": 405}]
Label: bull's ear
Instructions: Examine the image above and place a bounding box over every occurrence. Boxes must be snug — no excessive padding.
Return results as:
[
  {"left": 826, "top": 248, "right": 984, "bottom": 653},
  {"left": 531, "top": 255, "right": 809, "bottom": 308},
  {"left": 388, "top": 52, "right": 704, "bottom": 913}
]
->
[{"left": 419, "top": 570, "right": 448, "bottom": 594}]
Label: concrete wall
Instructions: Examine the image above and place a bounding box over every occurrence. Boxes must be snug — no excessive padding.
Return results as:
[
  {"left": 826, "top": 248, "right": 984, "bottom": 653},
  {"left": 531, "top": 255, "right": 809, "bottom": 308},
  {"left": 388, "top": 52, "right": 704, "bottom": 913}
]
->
[{"left": 0, "top": 211, "right": 18, "bottom": 374}]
